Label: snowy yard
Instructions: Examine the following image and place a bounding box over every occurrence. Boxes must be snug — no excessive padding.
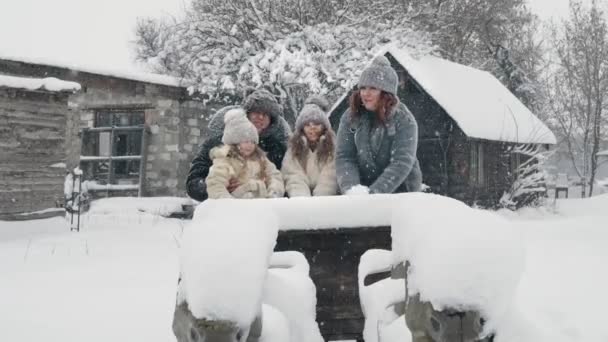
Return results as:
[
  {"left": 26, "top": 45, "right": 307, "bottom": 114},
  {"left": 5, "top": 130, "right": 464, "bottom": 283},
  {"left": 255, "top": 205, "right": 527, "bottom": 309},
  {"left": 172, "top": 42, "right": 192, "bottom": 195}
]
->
[{"left": 1, "top": 194, "right": 607, "bottom": 342}]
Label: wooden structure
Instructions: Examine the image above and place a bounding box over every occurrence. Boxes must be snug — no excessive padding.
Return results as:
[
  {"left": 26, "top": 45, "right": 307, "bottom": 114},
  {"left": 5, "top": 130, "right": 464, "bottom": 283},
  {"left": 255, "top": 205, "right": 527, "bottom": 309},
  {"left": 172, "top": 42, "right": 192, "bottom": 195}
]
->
[
  {"left": 555, "top": 173, "right": 569, "bottom": 199},
  {"left": 0, "top": 75, "right": 80, "bottom": 218},
  {"left": 0, "top": 56, "right": 208, "bottom": 201},
  {"left": 329, "top": 48, "right": 556, "bottom": 207},
  {"left": 275, "top": 227, "right": 391, "bottom": 341}
]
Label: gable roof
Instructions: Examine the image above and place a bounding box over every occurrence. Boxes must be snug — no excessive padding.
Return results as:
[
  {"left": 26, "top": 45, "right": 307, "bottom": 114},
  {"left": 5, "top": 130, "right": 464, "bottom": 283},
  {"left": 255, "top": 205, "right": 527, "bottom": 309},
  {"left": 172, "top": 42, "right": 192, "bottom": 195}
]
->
[
  {"left": 0, "top": 74, "right": 80, "bottom": 93},
  {"left": 386, "top": 48, "right": 556, "bottom": 145}
]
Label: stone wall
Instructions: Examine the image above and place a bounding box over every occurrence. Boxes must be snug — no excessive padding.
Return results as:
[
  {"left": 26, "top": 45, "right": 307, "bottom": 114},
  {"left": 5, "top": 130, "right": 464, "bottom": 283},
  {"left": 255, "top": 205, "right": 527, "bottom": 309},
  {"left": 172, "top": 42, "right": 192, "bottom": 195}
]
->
[
  {"left": 71, "top": 82, "right": 204, "bottom": 197},
  {"left": 0, "top": 88, "right": 72, "bottom": 215}
]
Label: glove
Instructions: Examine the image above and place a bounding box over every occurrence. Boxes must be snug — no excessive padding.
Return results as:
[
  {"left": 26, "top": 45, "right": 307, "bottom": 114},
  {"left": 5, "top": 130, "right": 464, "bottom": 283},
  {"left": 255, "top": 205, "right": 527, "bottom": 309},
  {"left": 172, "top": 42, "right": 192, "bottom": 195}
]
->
[{"left": 345, "top": 185, "right": 370, "bottom": 195}]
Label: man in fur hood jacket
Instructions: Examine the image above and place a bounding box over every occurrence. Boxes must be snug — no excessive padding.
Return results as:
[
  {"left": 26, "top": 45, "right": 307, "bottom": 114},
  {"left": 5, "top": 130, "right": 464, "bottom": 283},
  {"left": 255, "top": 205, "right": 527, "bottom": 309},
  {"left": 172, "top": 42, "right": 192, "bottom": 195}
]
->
[{"left": 186, "top": 89, "right": 291, "bottom": 201}]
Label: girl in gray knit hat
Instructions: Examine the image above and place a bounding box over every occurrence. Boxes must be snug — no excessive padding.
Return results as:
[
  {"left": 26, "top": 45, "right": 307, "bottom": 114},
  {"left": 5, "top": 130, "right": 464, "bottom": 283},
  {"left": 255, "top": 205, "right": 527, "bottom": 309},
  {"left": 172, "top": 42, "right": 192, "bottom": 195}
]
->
[
  {"left": 205, "top": 108, "right": 284, "bottom": 199},
  {"left": 281, "top": 95, "right": 338, "bottom": 197},
  {"left": 335, "top": 55, "right": 422, "bottom": 195}
]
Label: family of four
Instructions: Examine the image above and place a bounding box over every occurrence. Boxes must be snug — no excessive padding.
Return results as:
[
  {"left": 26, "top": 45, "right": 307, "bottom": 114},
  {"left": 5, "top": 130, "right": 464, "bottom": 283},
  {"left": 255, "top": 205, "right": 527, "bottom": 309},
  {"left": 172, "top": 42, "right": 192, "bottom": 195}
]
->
[{"left": 186, "top": 56, "right": 422, "bottom": 201}]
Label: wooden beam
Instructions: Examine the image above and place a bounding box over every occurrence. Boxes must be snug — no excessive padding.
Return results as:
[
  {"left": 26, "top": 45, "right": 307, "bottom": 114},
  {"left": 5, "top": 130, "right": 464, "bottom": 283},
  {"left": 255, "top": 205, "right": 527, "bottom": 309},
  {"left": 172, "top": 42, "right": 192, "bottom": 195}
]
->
[{"left": 82, "top": 103, "right": 154, "bottom": 111}]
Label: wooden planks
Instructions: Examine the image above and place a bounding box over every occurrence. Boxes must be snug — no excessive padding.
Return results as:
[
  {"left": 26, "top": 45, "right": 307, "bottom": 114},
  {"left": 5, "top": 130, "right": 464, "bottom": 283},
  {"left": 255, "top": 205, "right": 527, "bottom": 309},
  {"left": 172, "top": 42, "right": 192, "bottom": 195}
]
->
[{"left": 275, "top": 226, "right": 391, "bottom": 342}]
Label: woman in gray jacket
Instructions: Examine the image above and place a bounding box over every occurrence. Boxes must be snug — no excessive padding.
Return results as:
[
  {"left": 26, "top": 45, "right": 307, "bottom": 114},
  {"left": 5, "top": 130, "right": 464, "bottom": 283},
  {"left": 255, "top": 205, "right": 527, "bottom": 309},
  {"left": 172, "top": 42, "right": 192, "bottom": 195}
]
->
[{"left": 335, "top": 55, "right": 422, "bottom": 195}]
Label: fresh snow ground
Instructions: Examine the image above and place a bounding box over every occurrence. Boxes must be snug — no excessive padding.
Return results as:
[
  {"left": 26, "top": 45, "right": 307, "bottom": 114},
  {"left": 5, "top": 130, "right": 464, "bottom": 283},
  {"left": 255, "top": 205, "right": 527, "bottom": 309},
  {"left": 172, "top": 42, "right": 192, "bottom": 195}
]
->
[{"left": 1, "top": 194, "right": 607, "bottom": 342}]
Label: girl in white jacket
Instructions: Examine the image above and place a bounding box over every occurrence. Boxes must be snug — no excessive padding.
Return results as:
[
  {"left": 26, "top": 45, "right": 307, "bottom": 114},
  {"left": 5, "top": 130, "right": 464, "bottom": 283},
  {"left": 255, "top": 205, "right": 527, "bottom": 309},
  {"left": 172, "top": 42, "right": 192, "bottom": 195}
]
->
[{"left": 281, "top": 96, "right": 338, "bottom": 197}]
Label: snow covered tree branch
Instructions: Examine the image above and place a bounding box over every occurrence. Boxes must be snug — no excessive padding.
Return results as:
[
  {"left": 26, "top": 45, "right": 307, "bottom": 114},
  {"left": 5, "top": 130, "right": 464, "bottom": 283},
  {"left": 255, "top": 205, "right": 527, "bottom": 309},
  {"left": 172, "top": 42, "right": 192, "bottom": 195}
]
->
[{"left": 500, "top": 144, "right": 554, "bottom": 209}]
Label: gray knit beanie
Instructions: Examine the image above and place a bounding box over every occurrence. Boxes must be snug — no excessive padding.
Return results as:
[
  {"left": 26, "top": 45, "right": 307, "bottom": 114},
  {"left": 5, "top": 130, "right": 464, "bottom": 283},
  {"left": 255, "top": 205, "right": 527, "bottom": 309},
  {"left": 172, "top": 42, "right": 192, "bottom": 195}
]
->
[
  {"left": 242, "top": 89, "right": 283, "bottom": 121},
  {"left": 358, "top": 55, "right": 398, "bottom": 95},
  {"left": 222, "top": 108, "right": 259, "bottom": 145},
  {"left": 295, "top": 95, "right": 331, "bottom": 132}
]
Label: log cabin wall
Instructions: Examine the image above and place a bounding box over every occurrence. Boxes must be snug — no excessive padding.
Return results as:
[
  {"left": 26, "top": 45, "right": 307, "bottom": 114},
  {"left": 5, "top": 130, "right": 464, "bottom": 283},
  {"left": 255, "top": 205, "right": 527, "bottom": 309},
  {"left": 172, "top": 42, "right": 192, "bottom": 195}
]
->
[{"left": 0, "top": 88, "right": 71, "bottom": 214}]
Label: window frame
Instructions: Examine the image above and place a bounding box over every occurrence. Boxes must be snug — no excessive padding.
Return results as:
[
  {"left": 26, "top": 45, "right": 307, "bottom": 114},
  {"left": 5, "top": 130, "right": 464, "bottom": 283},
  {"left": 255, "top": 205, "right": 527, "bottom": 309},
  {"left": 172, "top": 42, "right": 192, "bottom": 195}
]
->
[{"left": 80, "top": 109, "right": 148, "bottom": 195}]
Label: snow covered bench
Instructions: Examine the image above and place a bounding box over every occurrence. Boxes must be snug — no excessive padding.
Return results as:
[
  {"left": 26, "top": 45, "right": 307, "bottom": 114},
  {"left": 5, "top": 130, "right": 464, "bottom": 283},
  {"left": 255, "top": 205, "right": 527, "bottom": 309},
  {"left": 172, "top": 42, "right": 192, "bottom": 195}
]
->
[
  {"left": 176, "top": 201, "right": 323, "bottom": 342},
  {"left": 180, "top": 193, "right": 524, "bottom": 342}
]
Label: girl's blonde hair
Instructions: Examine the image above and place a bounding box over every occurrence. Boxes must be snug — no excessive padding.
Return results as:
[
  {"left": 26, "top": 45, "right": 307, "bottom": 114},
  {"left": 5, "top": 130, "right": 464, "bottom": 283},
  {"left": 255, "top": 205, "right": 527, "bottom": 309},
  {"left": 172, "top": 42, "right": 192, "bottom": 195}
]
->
[{"left": 227, "top": 144, "right": 270, "bottom": 186}]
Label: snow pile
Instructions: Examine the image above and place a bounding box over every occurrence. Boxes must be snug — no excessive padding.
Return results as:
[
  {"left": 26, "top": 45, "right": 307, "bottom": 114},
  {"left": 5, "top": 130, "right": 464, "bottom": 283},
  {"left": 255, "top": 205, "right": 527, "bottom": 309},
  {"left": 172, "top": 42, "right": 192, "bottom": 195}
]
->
[
  {"left": 0, "top": 74, "right": 81, "bottom": 92},
  {"left": 391, "top": 193, "right": 525, "bottom": 327},
  {"left": 87, "top": 197, "right": 192, "bottom": 217},
  {"left": 345, "top": 184, "right": 371, "bottom": 195},
  {"left": 264, "top": 252, "right": 323, "bottom": 342},
  {"left": 259, "top": 304, "right": 290, "bottom": 342},
  {"left": 0, "top": 216, "right": 181, "bottom": 342},
  {"left": 63, "top": 168, "right": 84, "bottom": 198},
  {"left": 201, "top": 195, "right": 394, "bottom": 231},
  {"left": 82, "top": 181, "right": 139, "bottom": 191},
  {"left": 180, "top": 200, "right": 279, "bottom": 329},
  {"left": 358, "top": 249, "right": 408, "bottom": 342},
  {"left": 269, "top": 251, "right": 310, "bottom": 274},
  {"left": 386, "top": 47, "right": 556, "bottom": 145},
  {"left": 554, "top": 193, "right": 608, "bottom": 218},
  {"left": 3, "top": 193, "right": 608, "bottom": 341}
]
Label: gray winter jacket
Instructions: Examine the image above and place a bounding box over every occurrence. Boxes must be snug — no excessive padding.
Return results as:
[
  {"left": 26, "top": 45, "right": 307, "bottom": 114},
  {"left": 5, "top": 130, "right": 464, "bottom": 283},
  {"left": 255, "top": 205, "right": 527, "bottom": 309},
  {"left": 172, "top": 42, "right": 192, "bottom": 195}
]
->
[{"left": 335, "top": 102, "right": 422, "bottom": 194}]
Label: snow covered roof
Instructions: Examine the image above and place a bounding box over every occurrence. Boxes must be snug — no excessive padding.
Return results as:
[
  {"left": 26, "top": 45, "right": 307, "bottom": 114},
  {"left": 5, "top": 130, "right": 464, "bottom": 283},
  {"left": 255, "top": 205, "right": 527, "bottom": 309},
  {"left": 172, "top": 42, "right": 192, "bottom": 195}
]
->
[
  {"left": 0, "top": 53, "right": 183, "bottom": 88},
  {"left": 386, "top": 48, "right": 557, "bottom": 145},
  {"left": 598, "top": 150, "right": 608, "bottom": 157},
  {"left": 0, "top": 74, "right": 80, "bottom": 93}
]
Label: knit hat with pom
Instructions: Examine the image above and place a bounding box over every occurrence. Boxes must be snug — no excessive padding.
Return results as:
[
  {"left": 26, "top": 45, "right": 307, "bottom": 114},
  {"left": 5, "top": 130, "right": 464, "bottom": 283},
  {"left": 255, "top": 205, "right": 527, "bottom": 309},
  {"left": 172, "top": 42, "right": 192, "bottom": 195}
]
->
[
  {"left": 358, "top": 55, "right": 398, "bottom": 95},
  {"left": 222, "top": 108, "right": 259, "bottom": 145},
  {"left": 295, "top": 95, "right": 331, "bottom": 133}
]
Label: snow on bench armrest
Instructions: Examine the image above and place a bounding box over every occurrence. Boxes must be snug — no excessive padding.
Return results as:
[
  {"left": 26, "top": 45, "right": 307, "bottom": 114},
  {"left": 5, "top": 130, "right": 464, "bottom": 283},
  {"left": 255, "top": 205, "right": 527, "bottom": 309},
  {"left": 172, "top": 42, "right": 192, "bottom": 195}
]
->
[
  {"left": 181, "top": 200, "right": 279, "bottom": 329},
  {"left": 391, "top": 193, "right": 525, "bottom": 326}
]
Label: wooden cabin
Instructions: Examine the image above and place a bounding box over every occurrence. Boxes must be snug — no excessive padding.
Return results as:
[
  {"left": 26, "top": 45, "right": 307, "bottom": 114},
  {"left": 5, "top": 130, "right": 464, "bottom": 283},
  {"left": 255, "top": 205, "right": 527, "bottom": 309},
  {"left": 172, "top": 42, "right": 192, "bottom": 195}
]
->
[
  {"left": 0, "top": 74, "right": 80, "bottom": 218},
  {"left": 329, "top": 48, "right": 556, "bottom": 207},
  {"left": 0, "top": 56, "right": 211, "bottom": 202}
]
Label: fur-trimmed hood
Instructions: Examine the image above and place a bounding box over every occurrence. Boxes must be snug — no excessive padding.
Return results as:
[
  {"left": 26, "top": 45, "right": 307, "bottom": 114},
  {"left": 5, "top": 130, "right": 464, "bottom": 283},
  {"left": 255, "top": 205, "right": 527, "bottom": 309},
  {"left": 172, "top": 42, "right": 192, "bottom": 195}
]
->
[{"left": 209, "top": 144, "right": 232, "bottom": 160}]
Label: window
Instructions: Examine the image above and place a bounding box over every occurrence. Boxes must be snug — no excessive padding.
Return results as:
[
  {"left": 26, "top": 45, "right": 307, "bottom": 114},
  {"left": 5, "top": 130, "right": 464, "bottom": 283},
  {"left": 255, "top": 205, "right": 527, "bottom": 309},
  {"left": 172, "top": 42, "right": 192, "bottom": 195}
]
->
[
  {"left": 80, "top": 109, "right": 146, "bottom": 192},
  {"left": 470, "top": 142, "right": 485, "bottom": 186}
]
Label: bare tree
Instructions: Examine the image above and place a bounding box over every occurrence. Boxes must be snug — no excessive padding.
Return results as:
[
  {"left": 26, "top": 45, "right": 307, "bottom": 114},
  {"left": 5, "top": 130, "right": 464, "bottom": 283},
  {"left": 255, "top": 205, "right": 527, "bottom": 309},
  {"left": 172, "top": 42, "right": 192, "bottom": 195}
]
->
[{"left": 549, "top": 0, "right": 608, "bottom": 197}]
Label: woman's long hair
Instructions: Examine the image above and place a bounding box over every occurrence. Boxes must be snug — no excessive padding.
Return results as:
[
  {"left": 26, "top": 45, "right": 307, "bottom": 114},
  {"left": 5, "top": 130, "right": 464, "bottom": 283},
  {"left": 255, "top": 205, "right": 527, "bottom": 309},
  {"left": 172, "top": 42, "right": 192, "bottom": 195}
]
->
[
  {"left": 348, "top": 89, "right": 398, "bottom": 125},
  {"left": 289, "top": 128, "right": 336, "bottom": 169}
]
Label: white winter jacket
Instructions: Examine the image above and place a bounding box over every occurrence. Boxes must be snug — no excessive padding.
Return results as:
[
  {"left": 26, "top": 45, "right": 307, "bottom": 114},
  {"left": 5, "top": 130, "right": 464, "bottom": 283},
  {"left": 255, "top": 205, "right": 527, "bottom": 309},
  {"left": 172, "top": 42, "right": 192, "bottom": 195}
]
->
[
  {"left": 281, "top": 142, "right": 337, "bottom": 197},
  {"left": 206, "top": 145, "right": 284, "bottom": 199}
]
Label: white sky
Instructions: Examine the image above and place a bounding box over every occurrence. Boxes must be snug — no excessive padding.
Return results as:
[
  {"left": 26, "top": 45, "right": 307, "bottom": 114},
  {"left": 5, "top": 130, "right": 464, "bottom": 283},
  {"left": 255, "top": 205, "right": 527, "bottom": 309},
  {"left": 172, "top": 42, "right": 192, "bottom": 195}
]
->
[
  {"left": 0, "top": 0, "right": 186, "bottom": 71},
  {"left": 0, "top": 0, "right": 581, "bottom": 72},
  {"left": 527, "top": 0, "right": 572, "bottom": 20}
]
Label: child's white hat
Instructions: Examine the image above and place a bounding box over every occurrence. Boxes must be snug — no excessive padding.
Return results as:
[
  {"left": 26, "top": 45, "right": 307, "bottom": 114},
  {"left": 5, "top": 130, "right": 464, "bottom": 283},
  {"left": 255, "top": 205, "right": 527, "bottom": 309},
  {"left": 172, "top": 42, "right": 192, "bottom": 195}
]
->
[{"left": 222, "top": 108, "right": 259, "bottom": 145}]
